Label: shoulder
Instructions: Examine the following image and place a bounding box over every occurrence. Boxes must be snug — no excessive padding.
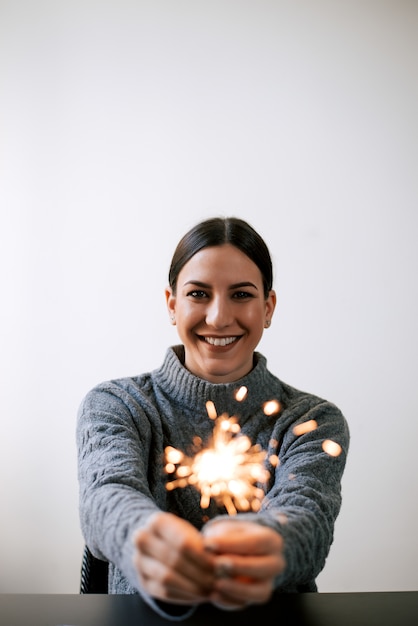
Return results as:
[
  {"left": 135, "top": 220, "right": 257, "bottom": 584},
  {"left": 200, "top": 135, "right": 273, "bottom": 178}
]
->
[
  {"left": 77, "top": 371, "right": 155, "bottom": 417},
  {"left": 258, "top": 358, "right": 349, "bottom": 437},
  {"left": 277, "top": 379, "right": 349, "bottom": 448},
  {"left": 78, "top": 347, "right": 178, "bottom": 412}
]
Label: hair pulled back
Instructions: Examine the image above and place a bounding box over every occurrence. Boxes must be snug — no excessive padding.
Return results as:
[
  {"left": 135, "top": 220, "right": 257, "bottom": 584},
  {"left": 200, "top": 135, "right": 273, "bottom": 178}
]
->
[{"left": 168, "top": 217, "right": 273, "bottom": 298}]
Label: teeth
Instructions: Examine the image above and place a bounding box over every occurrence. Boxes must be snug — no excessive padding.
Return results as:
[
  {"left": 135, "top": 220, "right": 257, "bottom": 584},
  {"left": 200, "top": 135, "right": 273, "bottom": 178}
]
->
[{"left": 205, "top": 336, "right": 237, "bottom": 347}]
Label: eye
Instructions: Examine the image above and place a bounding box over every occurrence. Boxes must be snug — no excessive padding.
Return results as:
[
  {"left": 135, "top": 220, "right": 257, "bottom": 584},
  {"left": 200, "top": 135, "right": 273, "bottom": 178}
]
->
[
  {"left": 187, "top": 289, "right": 208, "bottom": 299},
  {"left": 233, "top": 291, "right": 254, "bottom": 299}
]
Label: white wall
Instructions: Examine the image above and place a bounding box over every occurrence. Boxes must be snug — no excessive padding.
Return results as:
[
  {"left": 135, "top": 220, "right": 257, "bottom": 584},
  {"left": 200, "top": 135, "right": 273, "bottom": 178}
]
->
[{"left": 1, "top": 0, "right": 417, "bottom": 593}]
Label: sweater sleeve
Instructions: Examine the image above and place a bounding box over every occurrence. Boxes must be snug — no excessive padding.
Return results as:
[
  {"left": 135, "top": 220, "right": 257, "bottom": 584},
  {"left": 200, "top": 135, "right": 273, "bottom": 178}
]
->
[
  {"left": 76, "top": 384, "right": 159, "bottom": 578},
  {"left": 76, "top": 383, "right": 197, "bottom": 620},
  {"left": 261, "top": 400, "right": 350, "bottom": 590}
]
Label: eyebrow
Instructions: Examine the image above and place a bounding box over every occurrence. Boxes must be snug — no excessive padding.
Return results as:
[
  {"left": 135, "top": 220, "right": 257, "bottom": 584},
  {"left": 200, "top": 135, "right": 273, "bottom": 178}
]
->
[{"left": 183, "top": 280, "right": 259, "bottom": 291}]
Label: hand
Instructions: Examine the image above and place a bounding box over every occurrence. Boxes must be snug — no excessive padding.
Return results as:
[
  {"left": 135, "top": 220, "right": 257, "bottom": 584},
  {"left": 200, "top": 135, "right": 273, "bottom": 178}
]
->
[
  {"left": 203, "top": 519, "right": 286, "bottom": 610},
  {"left": 132, "top": 512, "right": 215, "bottom": 605}
]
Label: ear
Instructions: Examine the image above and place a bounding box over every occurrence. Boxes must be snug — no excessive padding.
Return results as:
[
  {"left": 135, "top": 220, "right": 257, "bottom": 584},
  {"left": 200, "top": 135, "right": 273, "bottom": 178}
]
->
[
  {"left": 265, "top": 289, "right": 277, "bottom": 324},
  {"left": 165, "top": 287, "right": 177, "bottom": 324}
]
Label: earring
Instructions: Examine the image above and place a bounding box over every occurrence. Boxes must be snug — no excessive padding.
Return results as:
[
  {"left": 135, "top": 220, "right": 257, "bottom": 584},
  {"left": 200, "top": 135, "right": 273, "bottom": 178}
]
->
[
  {"left": 170, "top": 315, "right": 176, "bottom": 324},
  {"left": 265, "top": 319, "right": 271, "bottom": 328}
]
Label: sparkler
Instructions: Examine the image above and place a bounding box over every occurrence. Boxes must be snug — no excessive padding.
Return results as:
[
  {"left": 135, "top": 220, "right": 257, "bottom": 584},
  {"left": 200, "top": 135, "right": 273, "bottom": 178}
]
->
[{"left": 165, "top": 388, "right": 271, "bottom": 515}]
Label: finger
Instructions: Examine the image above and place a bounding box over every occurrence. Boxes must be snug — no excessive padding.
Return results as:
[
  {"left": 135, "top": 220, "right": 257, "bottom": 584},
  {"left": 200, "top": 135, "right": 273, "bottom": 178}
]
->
[
  {"left": 150, "top": 513, "right": 214, "bottom": 571},
  {"left": 137, "top": 552, "right": 212, "bottom": 603},
  {"left": 213, "top": 552, "right": 286, "bottom": 581},
  {"left": 133, "top": 515, "right": 215, "bottom": 597},
  {"left": 213, "top": 574, "right": 275, "bottom": 606},
  {"left": 204, "top": 521, "right": 283, "bottom": 556},
  {"left": 136, "top": 526, "right": 213, "bottom": 582}
]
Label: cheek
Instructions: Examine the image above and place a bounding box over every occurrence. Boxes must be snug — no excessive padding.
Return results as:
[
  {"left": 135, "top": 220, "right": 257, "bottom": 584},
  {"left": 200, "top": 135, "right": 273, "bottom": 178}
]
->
[
  {"left": 243, "top": 305, "right": 266, "bottom": 326},
  {"left": 176, "top": 303, "right": 201, "bottom": 326}
]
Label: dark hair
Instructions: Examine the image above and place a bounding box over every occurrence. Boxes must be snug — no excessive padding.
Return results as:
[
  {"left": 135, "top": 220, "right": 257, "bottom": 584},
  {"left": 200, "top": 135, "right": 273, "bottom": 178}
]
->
[{"left": 168, "top": 217, "right": 273, "bottom": 298}]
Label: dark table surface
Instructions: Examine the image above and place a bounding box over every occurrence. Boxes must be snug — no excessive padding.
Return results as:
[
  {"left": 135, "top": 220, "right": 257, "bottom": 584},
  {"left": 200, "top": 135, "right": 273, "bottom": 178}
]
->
[{"left": 0, "top": 592, "right": 417, "bottom": 626}]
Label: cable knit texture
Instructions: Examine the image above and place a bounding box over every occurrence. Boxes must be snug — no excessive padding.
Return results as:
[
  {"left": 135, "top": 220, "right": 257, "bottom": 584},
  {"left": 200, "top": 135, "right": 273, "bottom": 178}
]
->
[{"left": 77, "top": 346, "right": 349, "bottom": 620}]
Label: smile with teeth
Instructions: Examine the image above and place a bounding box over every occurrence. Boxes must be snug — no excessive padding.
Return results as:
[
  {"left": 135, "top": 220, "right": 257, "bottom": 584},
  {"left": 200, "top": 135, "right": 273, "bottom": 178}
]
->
[{"left": 204, "top": 336, "right": 238, "bottom": 347}]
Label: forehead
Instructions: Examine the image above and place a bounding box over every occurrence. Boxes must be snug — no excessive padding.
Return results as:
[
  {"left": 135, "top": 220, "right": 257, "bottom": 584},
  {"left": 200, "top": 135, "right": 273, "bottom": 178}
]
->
[{"left": 178, "top": 244, "right": 263, "bottom": 284}]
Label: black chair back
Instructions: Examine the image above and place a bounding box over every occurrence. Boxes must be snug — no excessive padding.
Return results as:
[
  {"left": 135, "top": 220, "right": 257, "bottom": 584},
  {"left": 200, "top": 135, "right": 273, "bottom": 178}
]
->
[{"left": 80, "top": 545, "right": 109, "bottom": 594}]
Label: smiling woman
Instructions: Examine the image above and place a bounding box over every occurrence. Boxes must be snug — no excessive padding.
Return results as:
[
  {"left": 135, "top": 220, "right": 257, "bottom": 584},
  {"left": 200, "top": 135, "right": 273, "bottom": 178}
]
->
[
  {"left": 76, "top": 216, "right": 349, "bottom": 621},
  {"left": 165, "top": 218, "right": 276, "bottom": 383}
]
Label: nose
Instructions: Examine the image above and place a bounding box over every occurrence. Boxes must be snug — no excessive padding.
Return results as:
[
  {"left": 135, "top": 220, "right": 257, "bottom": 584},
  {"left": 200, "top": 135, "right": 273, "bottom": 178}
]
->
[{"left": 205, "top": 296, "right": 233, "bottom": 329}]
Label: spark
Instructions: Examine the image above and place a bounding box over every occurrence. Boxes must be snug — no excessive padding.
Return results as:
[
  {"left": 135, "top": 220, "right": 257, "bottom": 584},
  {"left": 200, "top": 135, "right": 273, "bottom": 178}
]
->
[
  {"left": 234, "top": 385, "right": 248, "bottom": 402},
  {"left": 322, "top": 439, "right": 342, "bottom": 457},
  {"left": 263, "top": 400, "right": 281, "bottom": 416},
  {"left": 293, "top": 419, "right": 318, "bottom": 437},
  {"left": 269, "top": 454, "right": 280, "bottom": 467},
  {"left": 165, "top": 399, "right": 269, "bottom": 515},
  {"left": 205, "top": 400, "right": 218, "bottom": 420},
  {"left": 276, "top": 513, "right": 288, "bottom": 525}
]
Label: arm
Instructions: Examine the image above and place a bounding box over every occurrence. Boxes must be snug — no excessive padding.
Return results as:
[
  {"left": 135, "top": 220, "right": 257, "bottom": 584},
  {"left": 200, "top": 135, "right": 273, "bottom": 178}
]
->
[
  {"left": 263, "top": 400, "right": 350, "bottom": 589},
  {"left": 77, "top": 384, "right": 161, "bottom": 587},
  {"left": 77, "top": 383, "right": 215, "bottom": 619}
]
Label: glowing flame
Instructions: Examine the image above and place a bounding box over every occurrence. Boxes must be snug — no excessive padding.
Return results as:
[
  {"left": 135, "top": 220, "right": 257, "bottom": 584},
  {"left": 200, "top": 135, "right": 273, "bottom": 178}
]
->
[
  {"left": 293, "top": 419, "right": 318, "bottom": 437},
  {"left": 322, "top": 439, "right": 342, "bottom": 457},
  {"left": 234, "top": 386, "right": 248, "bottom": 402},
  {"left": 263, "top": 400, "right": 281, "bottom": 416},
  {"left": 165, "top": 400, "right": 269, "bottom": 515},
  {"left": 205, "top": 400, "right": 218, "bottom": 420}
]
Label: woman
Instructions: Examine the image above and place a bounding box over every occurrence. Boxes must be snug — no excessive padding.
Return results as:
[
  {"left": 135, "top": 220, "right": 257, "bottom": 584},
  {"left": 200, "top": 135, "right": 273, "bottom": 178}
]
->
[{"left": 77, "top": 217, "right": 349, "bottom": 620}]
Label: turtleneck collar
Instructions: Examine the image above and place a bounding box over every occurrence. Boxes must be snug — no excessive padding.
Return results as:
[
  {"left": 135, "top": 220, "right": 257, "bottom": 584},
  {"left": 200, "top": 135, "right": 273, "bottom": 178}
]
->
[{"left": 152, "top": 345, "right": 281, "bottom": 424}]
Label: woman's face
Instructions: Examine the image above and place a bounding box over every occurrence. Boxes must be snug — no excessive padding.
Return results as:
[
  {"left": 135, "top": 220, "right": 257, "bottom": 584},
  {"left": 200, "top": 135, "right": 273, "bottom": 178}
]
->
[{"left": 166, "top": 244, "right": 276, "bottom": 383}]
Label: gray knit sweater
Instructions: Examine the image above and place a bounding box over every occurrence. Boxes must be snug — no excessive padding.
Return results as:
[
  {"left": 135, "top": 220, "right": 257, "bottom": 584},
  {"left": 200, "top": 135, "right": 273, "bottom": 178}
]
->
[{"left": 77, "top": 346, "right": 349, "bottom": 619}]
